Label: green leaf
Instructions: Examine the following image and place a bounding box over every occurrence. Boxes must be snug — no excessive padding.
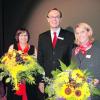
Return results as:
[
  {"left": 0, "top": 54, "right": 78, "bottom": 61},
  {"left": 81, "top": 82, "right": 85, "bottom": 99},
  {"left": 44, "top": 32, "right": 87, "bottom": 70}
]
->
[
  {"left": 92, "top": 87, "right": 100, "bottom": 96},
  {"left": 36, "top": 64, "right": 44, "bottom": 75},
  {"left": 51, "top": 69, "right": 61, "bottom": 78},
  {"left": 45, "top": 85, "right": 55, "bottom": 98},
  {"left": 59, "top": 60, "right": 68, "bottom": 71},
  {"left": 6, "top": 77, "right": 11, "bottom": 83},
  {"left": 59, "top": 60, "right": 77, "bottom": 71},
  {"left": 0, "top": 72, "right": 5, "bottom": 80}
]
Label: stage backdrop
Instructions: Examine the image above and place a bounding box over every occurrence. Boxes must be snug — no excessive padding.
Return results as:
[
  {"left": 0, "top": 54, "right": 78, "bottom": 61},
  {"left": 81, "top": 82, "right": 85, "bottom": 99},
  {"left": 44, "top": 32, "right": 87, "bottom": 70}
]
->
[
  {"left": 26, "top": 0, "right": 100, "bottom": 47},
  {"left": 1, "top": 0, "right": 100, "bottom": 53},
  {"left": 0, "top": 0, "right": 3, "bottom": 57}
]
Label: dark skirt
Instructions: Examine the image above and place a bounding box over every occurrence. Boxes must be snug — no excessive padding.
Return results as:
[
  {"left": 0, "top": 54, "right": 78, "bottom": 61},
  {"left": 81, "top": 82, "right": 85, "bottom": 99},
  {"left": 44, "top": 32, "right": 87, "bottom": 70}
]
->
[
  {"left": 0, "top": 81, "right": 6, "bottom": 98},
  {"left": 7, "top": 84, "right": 22, "bottom": 100},
  {"left": 7, "top": 83, "right": 38, "bottom": 100}
]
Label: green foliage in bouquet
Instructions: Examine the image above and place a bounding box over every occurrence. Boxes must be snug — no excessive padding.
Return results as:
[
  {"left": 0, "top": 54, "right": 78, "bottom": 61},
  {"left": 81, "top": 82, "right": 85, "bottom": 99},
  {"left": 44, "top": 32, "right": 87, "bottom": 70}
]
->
[
  {"left": 44, "top": 61, "right": 100, "bottom": 100},
  {"left": 0, "top": 49, "right": 44, "bottom": 90}
]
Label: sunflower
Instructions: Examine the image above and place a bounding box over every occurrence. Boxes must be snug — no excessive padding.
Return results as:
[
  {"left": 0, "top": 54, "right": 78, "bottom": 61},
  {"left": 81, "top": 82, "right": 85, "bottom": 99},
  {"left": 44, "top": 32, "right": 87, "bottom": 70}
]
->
[
  {"left": 53, "top": 71, "right": 69, "bottom": 94},
  {"left": 73, "top": 82, "right": 90, "bottom": 100},
  {"left": 58, "top": 84, "right": 74, "bottom": 99},
  {"left": 74, "top": 88, "right": 85, "bottom": 100},
  {"left": 44, "top": 62, "right": 99, "bottom": 100}
]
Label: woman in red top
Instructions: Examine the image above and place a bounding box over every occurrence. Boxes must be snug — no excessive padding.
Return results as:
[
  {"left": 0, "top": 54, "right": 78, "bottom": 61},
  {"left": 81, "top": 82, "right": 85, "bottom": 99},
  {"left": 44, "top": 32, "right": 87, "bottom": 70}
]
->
[{"left": 6, "top": 28, "right": 37, "bottom": 100}]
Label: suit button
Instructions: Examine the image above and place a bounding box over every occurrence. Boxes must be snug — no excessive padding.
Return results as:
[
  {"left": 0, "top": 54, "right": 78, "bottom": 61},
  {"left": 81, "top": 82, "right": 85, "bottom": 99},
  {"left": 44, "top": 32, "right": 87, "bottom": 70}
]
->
[
  {"left": 53, "top": 52, "right": 55, "bottom": 55},
  {"left": 53, "top": 61, "right": 55, "bottom": 64}
]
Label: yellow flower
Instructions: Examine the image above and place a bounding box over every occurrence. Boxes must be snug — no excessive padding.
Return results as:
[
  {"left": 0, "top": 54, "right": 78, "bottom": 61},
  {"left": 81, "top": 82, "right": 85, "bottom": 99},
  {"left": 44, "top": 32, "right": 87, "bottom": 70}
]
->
[
  {"left": 60, "top": 84, "right": 74, "bottom": 99},
  {"left": 73, "top": 82, "right": 90, "bottom": 100},
  {"left": 53, "top": 71, "right": 69, "bottom": 95},
  {"left": 0, "top": 49, "right": 42, "bottom": 90},
  {"left": 44, "top": 64, "right": 93, "bottom": 100},
  {"left": 71, "top": 69, "right": 86, "bottom": 83},
  {"left": 74, "top": 88, "right": 83, "bottom": 100}
]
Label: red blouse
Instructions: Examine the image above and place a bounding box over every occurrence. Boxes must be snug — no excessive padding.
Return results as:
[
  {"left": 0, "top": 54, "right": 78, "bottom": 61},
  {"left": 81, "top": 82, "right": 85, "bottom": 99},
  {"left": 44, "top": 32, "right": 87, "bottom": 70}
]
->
[{"left": 15, "top": 43, "right": 29, "bottom": 100}]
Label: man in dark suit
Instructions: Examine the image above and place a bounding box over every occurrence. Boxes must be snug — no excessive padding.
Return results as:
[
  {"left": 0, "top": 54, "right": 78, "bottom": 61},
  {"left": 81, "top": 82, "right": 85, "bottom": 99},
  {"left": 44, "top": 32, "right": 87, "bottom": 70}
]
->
[{"left": 37, "top": 8, "right": 75, "bottom": 100}]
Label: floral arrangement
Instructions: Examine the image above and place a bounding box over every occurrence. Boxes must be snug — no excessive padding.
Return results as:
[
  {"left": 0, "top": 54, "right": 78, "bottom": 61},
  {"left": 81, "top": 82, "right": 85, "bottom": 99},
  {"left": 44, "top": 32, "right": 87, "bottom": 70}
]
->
[
  {"left": 0, "top": 49, "right": 44, "bottom": 90},
  {"left": 44, "top": 61, "right": 100, "bottom": 100}
]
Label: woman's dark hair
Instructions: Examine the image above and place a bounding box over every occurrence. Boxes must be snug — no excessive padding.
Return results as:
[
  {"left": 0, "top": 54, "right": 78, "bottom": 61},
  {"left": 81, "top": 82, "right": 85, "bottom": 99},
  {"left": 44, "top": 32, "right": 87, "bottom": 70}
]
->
[{"left": 15, "top": 28, "right": 30, "bottom": 42}]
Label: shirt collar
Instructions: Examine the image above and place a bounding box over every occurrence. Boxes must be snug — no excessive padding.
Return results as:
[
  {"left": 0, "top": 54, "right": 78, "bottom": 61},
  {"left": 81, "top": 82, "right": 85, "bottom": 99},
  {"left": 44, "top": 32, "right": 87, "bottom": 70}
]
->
[{"left": 50, "top": 27, "right": 61, "bottom": 36}]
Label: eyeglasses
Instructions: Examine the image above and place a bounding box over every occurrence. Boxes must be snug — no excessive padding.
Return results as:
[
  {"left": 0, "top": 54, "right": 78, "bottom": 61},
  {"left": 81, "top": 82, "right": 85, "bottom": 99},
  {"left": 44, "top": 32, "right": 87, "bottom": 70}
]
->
[
  {"left": 48, "top": 16, "right": 61, "bottom": 19},
  {"left": 19, "top": 34, "right": 28, "bottom": 37}
]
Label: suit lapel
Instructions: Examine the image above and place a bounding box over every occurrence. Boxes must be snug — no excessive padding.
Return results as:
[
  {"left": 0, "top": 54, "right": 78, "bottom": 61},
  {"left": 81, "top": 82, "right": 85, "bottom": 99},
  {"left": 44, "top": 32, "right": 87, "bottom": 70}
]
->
[
  {"left": 46, "top": 31, "right": 53, "bottom": 50},
  {"left": 46, "top": 29, "right": 64, "bottom": 50}
]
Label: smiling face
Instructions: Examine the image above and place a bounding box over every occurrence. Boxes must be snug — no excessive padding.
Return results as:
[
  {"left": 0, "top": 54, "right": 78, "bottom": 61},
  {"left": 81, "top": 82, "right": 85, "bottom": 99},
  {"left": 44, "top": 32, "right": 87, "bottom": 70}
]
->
[
  {"left": 75, "top": 23, "right": 93, "bottom": 45},
  {"left": 75, "top": 28, "right": 90, "bottom": 44},
  {"left": 18, "top": 31, "right": 28, "bottom": 44},
  {"left": 47, "top": 9, "right": 61, "bottom": 29}
]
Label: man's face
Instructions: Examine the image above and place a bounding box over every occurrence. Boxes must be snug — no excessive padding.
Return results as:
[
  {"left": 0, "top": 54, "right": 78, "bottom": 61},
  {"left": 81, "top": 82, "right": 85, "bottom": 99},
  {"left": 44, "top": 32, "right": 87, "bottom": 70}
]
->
[{"left": 47, "top": 10, "right": 61, "bottom": 28}]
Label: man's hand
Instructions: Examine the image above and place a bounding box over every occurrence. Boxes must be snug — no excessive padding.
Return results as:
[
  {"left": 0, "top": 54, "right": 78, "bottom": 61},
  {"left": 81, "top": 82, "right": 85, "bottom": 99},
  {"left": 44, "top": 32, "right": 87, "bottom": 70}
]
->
[{"left": 38, "top": 82, "right": 44, "bottom": 93}]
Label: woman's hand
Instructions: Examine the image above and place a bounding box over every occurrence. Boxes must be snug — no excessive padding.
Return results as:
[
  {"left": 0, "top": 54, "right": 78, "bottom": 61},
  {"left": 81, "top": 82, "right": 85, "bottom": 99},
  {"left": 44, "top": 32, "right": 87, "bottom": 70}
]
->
[{"left": 93, "top": 79, "right": 99, "bottom": 86}]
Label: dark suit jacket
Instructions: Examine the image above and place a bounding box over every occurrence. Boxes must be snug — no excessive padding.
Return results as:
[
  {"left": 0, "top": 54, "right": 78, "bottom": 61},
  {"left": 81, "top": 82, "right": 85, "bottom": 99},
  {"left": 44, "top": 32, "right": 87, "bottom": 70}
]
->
[{"left": 37, "top": 28, "right": 75, "bottom": 77}]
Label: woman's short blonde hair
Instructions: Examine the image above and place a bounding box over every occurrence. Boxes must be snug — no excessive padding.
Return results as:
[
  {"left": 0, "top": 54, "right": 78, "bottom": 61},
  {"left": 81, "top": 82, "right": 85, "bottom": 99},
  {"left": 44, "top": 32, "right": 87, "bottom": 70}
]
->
[{"left": 74, "top": 22, "right": 94, "bottom": 45}]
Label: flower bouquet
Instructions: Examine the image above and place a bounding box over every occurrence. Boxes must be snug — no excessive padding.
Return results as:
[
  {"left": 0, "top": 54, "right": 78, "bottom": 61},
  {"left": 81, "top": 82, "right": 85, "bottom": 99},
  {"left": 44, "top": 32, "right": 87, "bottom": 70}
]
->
[
  {"left": 0, "top": 49, "right": 44, "bottom": 90},
  {"left": 44, "top": 61, "right": 100, "bottom": 100}
]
